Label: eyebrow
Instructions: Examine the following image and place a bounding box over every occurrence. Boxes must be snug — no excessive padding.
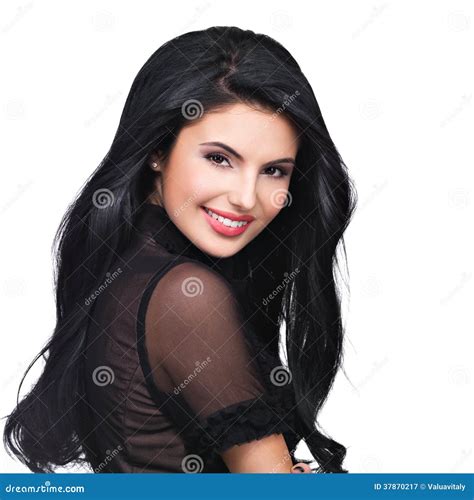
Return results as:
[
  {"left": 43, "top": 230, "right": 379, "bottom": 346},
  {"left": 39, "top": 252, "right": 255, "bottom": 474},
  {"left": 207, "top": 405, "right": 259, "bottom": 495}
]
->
[{"left": 199, "top": 141, "right": 296, "bottom": 168}]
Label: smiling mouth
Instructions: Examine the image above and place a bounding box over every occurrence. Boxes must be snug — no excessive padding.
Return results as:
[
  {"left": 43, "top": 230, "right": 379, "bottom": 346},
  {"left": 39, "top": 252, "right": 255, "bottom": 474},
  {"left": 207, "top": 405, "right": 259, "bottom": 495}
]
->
[
  {"left": 200, "top": 206, "right": 253, "bottom": 236},
  {"left": 201, "top": 206, "right": 250, "bottom": 227}
]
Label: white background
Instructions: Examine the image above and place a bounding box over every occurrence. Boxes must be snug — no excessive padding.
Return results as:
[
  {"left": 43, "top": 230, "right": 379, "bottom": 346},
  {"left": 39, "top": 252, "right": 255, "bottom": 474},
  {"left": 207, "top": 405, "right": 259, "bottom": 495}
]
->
[{"left": 0, "top": 0, "right": 472, "bottom": 473}]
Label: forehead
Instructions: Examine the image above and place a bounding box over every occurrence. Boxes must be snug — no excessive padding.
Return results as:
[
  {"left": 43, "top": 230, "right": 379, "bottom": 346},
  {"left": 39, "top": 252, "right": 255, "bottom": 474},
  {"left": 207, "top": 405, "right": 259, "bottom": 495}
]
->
[{"left": 178, "top": 102, "right": 300, "bottom": 158}]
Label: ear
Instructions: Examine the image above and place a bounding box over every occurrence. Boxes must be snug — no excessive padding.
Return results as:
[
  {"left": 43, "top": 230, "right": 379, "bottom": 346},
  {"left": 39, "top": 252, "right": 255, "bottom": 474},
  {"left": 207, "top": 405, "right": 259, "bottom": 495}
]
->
[{"left": 149, "top": 151, "right": 165, "bottom": 173}]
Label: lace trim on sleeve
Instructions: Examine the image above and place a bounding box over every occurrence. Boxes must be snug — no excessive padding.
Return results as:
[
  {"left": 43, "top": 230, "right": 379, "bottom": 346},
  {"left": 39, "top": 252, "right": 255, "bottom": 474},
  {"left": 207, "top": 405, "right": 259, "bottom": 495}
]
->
[{"left": 183, "top": 390, "right": 295, "bottom": 459}]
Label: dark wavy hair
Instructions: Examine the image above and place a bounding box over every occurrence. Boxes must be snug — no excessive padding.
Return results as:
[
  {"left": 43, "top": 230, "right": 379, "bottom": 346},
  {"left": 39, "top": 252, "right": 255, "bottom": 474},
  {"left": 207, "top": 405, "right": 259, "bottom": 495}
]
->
[{"left": 3, "top": 26, "right": 357, "bottom": 473}]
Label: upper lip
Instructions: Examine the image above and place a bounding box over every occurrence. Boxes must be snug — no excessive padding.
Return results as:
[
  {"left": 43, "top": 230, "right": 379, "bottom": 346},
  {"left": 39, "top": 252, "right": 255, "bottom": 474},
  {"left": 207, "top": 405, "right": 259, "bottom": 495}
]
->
[{"left": 203, "top": 206, "right": 255, "bottom": 222}]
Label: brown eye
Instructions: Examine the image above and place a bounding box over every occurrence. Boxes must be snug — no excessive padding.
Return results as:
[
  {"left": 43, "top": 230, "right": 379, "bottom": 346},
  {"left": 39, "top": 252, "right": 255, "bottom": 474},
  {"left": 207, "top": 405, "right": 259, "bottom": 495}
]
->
[
  {"left": 205, "top": 153, "right": 231, "bottom": 168},
  {"left": 264, "top": 166, "right": 288, "bottom": 178}
]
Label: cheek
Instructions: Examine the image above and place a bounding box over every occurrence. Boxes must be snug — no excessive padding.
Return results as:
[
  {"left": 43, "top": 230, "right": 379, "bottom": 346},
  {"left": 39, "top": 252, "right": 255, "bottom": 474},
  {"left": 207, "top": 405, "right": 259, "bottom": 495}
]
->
[
  {"left": 185, "top": 161, "right": 230, "bottom": 201},
  {"left": 164, "top": 158, "right": 209, "bottom": 203}
]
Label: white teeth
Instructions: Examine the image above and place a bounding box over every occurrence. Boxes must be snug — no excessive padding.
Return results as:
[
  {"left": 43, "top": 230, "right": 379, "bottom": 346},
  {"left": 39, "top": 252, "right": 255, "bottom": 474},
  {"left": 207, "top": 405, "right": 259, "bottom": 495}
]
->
[{"left": 204, "top": 208, "right": 248, "bottom": 228}]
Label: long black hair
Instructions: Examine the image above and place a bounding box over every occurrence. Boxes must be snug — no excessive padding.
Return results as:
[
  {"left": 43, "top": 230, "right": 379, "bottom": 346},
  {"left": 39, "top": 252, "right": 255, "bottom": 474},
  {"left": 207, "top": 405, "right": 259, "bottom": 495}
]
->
[{"left": 3, "top": 26, "right": 357, "bottom": 473}]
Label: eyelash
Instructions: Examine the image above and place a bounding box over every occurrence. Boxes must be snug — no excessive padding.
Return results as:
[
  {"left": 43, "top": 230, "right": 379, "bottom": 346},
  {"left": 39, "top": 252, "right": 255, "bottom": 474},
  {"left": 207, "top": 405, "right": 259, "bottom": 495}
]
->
[{"left": 204, "top": 152, "right": 289, "bottom": 179}]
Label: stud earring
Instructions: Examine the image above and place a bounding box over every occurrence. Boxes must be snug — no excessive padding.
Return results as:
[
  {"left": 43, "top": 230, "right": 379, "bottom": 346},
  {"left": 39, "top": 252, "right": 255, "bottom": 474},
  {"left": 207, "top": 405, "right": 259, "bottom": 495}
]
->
[{"left": 151, "top": 162, "right": 158, "bottom": 169}]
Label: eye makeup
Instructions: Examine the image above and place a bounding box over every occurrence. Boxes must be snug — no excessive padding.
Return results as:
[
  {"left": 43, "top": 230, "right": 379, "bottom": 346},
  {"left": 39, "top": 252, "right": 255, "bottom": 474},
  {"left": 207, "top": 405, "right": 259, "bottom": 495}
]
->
[{"left": 203, "top": 151, "right": 291, "bottom": 178}]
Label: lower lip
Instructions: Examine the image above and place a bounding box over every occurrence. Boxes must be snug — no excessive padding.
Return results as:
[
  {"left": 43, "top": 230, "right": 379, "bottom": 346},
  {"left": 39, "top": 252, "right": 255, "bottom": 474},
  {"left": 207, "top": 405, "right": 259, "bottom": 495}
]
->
[{"left": 200, "top": 207, "right": 253, "bottom": 236}]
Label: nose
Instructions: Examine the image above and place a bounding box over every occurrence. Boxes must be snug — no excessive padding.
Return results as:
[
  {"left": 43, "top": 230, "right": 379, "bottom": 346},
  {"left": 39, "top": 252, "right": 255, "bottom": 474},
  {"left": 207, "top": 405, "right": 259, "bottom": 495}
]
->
[{"left": 227, "top": 171, "right": 258, "bottom": 212}]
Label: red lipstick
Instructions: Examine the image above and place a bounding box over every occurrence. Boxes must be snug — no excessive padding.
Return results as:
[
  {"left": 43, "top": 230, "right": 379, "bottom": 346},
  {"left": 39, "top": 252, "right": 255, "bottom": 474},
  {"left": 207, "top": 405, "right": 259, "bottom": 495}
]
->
[{"left": 201, "top": 206, "right": 254, "bottom": 237}]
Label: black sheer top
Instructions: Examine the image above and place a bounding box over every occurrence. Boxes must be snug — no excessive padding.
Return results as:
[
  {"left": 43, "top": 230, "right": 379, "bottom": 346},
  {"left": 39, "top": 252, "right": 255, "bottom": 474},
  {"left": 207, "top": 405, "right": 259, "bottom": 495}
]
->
[{"left": 83, "top": 203, "right": 304, "bottom": 473}]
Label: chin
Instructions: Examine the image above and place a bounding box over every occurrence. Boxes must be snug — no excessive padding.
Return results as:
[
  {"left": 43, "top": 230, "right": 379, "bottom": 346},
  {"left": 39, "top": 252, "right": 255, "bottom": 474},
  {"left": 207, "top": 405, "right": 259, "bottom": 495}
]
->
[
  {"left": 205, "top": 248, "right": 237, "bottom": 259},
  {"left": 198, "top": 243, "right": 240, "bottom": 259}
]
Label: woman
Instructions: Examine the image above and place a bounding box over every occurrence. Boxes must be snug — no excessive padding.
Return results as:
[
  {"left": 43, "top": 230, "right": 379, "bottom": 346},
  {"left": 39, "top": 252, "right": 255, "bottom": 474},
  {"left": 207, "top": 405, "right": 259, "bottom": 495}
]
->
[{"left": 3, "top": 26, "right": 356, "bottom": 473}]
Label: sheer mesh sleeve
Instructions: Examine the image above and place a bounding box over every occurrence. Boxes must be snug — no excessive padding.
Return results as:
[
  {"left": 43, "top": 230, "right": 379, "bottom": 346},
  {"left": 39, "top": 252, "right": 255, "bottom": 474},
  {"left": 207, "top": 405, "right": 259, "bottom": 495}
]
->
[{"left": 142, "top": 259, "right": 294, "bottom": 457}]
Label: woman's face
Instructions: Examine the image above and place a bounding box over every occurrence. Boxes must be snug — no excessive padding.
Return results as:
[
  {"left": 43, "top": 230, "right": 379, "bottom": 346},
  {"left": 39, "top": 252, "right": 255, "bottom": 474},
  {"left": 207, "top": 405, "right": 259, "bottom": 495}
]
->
[{"left": 149, "top": 102, "right": 299, "bottom": 258}]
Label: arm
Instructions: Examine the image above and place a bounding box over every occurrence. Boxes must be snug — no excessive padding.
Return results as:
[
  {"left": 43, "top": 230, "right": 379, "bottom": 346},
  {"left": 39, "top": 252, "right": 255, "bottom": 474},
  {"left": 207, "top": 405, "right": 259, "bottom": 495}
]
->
[
  {"left": 145, "top": 260, "right": 309, "bottom": 472},
  {"left": 221, "top": 435, "right": 313, "bottom": 473},
  {"left": 221, "top": 433, "right": 293, "bottom": 473}
]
